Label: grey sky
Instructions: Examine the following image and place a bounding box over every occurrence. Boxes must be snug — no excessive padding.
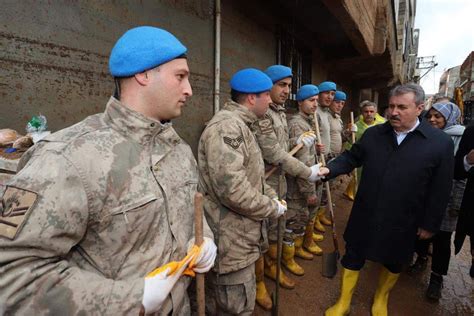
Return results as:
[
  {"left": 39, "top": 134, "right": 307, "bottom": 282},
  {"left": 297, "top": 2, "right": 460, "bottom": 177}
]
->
[{"left": 415, "top": 0, "right": 474, "bottom": 94}]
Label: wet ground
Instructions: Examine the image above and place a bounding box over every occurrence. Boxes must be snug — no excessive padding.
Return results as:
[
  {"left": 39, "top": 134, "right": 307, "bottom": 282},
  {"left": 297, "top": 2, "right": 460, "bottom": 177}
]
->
[{"left": 254, "top": 177, "right": 473, "bottom": 316}]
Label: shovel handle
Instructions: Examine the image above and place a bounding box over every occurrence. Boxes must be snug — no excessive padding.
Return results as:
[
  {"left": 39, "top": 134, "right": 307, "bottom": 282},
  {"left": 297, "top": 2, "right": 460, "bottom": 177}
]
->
[
  {"left": 194, "top": 193, "right": 205, "bottom": 316},
  {"left": 313, "top": 111, "right": 338, "bottom": 252}
]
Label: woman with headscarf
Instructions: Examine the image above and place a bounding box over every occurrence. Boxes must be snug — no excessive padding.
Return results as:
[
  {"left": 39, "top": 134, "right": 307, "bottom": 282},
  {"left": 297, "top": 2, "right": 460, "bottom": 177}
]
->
[{"left": 407, "top": 102, "right": 466, "bottom": 300}]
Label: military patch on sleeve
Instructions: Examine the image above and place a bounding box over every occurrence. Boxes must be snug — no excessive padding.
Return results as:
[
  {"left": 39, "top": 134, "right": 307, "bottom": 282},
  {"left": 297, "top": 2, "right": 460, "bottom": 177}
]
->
[
  {"left": 257, "top": 119, "right": 273, "bottom": 135},
  {"left": 0, "top": 186, "right": 38, "bottom": 240},
  {"left": 223, "top": 135, "right": 244, "bottom": 150}
]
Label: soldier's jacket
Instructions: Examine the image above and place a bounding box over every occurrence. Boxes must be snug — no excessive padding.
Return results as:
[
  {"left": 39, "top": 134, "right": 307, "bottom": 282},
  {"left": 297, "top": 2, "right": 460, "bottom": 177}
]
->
[
  {"left": 317, "top": 106, "right": 332, "bottom": 154},
  {"left": 329, "top": 111, "right": 344, "bottom": 155},
  {"left": 198, "top": 101, "right": 278, "bottom": 274},
  {"left": 255, "top": 103, "right": 311, "bottom": 195},
  {"left": 0, "top": 97, "right": 212, "bottom": 315},
  {"left": 286, "top": 111, "right": 317, "bottom": 200}
]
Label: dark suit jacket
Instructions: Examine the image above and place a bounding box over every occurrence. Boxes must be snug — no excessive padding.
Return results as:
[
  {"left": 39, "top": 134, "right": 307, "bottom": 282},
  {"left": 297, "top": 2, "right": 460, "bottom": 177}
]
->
[{"left": 327, "top": 120, "right": 454, "bottom": 264}]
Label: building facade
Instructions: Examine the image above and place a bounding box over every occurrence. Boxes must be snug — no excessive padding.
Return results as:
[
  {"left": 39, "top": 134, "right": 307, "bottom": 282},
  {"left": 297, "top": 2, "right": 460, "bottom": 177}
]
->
[{"left": 0, "top": 0, "right": 419, "bottom": 153}]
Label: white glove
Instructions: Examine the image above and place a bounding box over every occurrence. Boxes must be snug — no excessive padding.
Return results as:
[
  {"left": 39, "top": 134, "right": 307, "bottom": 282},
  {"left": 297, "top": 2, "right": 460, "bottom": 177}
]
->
[
  {"left": 308, "top": 163, "right": 323, "bottom": 182},
  {"left": 142, "top": 254, "right": 194, "bottom": 314},
  {"left": 274, "top": 198, "right": 287, "bottom": 217},
  {"left": 350, "top": 124, "right": 358, "bottom": 132},
  {"left": 296, "top": 131, "right": 317, "bottom": 148},
  {"left": 187, "top": 237, "right": 217, "bottom": 273}
]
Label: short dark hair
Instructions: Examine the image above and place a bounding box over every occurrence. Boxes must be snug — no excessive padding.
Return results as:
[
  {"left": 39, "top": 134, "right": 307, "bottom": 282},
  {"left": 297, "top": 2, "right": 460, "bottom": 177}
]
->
[
  {"left": 231, "top": 89, "right": 248, "bottom": 103},
  {"left": 231, "top": 89, "right": 267, "bottom": 103},
  {"left": 389, "top": 83, "right": 425, "bottom": 105}
]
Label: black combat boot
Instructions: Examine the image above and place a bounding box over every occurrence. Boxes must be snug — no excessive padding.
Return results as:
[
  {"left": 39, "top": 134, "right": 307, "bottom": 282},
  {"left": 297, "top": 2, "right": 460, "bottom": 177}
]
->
[{"left": 425, "top": 273, "right": 443, "bottom": 301}]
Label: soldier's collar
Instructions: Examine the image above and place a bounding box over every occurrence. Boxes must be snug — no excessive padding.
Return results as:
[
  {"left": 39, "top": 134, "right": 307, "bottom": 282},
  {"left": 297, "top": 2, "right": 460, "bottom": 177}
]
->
[
  {"left": 223, "top": 100, "right": 259, "bottom": 125},
  {"left": 329, "top": 110, "right": 340, "bottom": 118},
  {"left": 298, "top": 111, "right": 314, "bottom": 121},
  {"left": 269, "top": 102, "right": 285, "bottom": 112},
  {"left": 104, "top": 97, "right": 174, "bottom": 145}
]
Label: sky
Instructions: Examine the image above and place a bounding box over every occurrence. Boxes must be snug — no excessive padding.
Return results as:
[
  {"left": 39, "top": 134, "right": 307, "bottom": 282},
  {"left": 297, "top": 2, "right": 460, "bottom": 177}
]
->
[{"left": 415, "top": 0, "right": 474, "bottom": 94}]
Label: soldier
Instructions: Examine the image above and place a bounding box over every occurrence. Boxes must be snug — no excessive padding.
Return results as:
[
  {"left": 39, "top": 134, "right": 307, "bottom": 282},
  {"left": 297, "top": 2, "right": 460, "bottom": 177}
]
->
[
  {"left": 198, "top": 68, "right": 287, "bottom": 314},
  {"left": 0, "top": 26, "right": 217, "bottom": 315},
  {"left": 255, "top": 65, "right": 321, "bottom": 301},
  {"left": 314, "top": 81, "right": 337, "bottom": 234},
  {"left": 328, "top": 90, "right": 349, "bottom": 158},
  {"left": 285, "top": 84, "right": 325, "bottom": 277}
]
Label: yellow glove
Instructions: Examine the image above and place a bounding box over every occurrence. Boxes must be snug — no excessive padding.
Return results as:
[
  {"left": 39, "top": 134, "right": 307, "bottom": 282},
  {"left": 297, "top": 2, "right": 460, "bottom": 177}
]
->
[{"left": 146, "top": 245, "right": 201, "bottom": 279}]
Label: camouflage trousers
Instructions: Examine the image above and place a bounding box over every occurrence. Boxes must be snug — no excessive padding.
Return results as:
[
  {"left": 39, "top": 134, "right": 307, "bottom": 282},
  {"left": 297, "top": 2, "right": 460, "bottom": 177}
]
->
[
  {"left": 286, "top": 199, "right": 319, "bottom": 238},
  {"left": 286, "top": 199, "right": 309, "bottom": 235},
  {"left": 266, "top": 173, "right": 291, "bottom": 243},
  {"left": 206, "top": 264, "right": 256, "bottom": 315}
]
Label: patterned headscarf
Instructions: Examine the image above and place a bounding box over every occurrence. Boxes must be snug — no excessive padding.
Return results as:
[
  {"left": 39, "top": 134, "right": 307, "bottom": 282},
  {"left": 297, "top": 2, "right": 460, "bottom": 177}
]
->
[{"left": 431, "top": 102, "right": 461, "bottom": 129}]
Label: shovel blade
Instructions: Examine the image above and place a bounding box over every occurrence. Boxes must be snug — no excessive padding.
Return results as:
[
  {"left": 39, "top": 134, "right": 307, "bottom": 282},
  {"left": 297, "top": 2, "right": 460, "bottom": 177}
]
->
[{"left": 321, "top": 251, "right": 339, "bottom": 278}]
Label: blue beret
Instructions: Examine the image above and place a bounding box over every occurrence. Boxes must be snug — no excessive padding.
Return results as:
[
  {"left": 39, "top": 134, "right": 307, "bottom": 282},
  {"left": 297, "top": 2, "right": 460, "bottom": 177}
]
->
[
  {"left": 230, "top": 68, "right": 273, "bottom": 94},
  {"left": 334, "top": 91, "right": 347, "bottom": 101},
  {"left": 264, "top": 65, "right": 293, "bottom": 83},
  {"left": 296, "top": 84, "right": 319, "bottom": 101},
  {"left": 318, "top": 81, "right": 337, "bottom": 93},
  {"left": 109, "top": 26, "right": 187, "bottom": 77}
]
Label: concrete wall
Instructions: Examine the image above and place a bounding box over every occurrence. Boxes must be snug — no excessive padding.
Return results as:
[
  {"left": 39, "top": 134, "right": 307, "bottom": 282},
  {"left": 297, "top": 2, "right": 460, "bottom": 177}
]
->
[{"left": 0, "top": 0, "right": 280, "bottom": 154}]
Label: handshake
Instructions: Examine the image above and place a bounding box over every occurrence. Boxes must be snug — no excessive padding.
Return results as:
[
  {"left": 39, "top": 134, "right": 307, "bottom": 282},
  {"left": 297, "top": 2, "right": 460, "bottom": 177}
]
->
[{"left": 307, "top": 163, "right": 330, "bottom": 182}]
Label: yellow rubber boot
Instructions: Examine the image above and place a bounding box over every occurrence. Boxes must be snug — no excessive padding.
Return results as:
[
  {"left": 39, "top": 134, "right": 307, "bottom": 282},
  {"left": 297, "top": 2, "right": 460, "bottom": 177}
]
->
[
  {"left": 344, "top": 176, "right": 356, "bottom": 201},
  {"left": 295, "top": 234, "right": 313, "bottom": 260},
  {"left": 313, "top": 232, "right": 324, "bottom": 242},
  {"left": 314, "top": 214, "right": 326, "bottom": 233},
  {"left": 325, "top": 268, "right": 360, "bottom": 316},
  {"left": 303, "top": 221, "right": 323, "bottom": 256},
  {"left": 319, "top": 207, "right": 332, "bottom": 226},
  {"left": 371, "top": 266, "right": 400, "bottom": 316},
  {"left": 264, "top": 243, "right": 296, "bottom": 289},
  {"left": 282, "top": 241, "right": 305, "bottom": 276},
  {"left": 255, "top": 256, "right": 272, "bottom": 310}
]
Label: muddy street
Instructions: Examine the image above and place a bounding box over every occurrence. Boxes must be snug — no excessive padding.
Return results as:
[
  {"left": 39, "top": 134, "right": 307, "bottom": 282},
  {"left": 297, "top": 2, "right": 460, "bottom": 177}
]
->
[{"left": 254, "top": 177, "right": 473, "bottom": 316}]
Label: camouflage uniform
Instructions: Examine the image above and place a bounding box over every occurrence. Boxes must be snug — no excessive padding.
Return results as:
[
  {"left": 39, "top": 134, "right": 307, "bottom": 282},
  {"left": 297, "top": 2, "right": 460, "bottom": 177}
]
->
[
  {"left": 316, "top": 106, "right": 332, "bottom": 208},
  {"left": 329, "top": 111, "right": 344, "bottom": 157},
  {"left": 198, "top": 100, "right": 278, "bottom": 315},
  {"left": 286, "top": 112, "right": 319, "bottom": 233},
  {"left": 0, "top": 97, "right": 212, "bottom": 315},
  {"left": 255, "top": 103, "right": 311, "bottom": 242},
  {"left": 316, "top": 106, "right": 332, "bottom": 156}
]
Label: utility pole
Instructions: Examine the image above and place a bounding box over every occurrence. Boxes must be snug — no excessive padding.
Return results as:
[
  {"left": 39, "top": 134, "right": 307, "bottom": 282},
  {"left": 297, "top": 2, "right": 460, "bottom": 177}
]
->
[{"left": 414, "top": 55, "right": 438, "bottom": 84}]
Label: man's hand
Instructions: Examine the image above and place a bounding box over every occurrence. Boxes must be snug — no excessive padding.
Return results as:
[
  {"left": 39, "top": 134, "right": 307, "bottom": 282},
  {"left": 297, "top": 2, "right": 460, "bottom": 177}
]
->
[
  {"left": 348, "top": 123, "right": 358, "bottom": 133},
  {"left": 274, "top": 199, "right": 287, "bottom": 217},
  {"left": 306, "top": 195, "right": 318, "bottom": 206},
  {"left": 417, "top": 228, "right": 434, "bottom": 240},
  {"left": 142, "top": 253, "right": 195, "bottom": 313},
  {"left": 466, "top": 149, "right": 474, "bottom": 164},
  {"left": 308, "top": 163, "right": 323, "bottom": 182},
  {"left": 297, "top": 131, "right": 317, "bottom": 148},
  {"left": 316, "top": 143, "right": 325, "bottom": 155},
  {"left": 318, "top": 167, "right": 330, "bottom": 177},
  {"left": 187, "top": 237, "right": 217, "bottom": 273}
]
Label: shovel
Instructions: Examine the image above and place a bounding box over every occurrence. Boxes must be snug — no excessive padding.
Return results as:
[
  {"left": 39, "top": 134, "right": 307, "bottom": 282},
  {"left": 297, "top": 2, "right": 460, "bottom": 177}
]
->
[
  {"left": 321, "top": 180, "right": 339, "bottom": 278},
  {"left": 194, "top": 193, "right": 205, "bottom": 316},
  {"left": 312, "top": 111, "right": 340, "bottom": 278},
  {"left": 271, "top": 165, "right": 284, "bottom": 316}
]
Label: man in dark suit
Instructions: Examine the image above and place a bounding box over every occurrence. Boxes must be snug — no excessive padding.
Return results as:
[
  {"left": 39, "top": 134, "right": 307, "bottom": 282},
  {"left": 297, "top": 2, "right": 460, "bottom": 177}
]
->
[
  {"left": 454, "top": 124, "right": 474, "bottom": 278},
  {"left": 321, "top": 84, "right": 454, "bottom": 316}
]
